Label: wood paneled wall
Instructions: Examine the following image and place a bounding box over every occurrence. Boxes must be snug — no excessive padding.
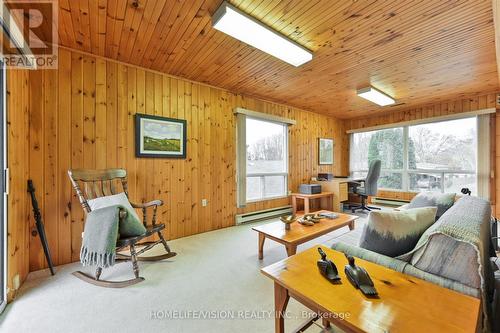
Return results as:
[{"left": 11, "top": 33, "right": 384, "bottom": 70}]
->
[
  {"left": 7, "top": 69, "right": 30, "bottom": 300},
  {"left": 345, "top": 93, "right": 498, "bottom": 130},
  {"left": 10, "top": 48, "right": 348, "bottom": 274},
  {"left": 346, "top": 93, "right": 499, "bottom": 215}
]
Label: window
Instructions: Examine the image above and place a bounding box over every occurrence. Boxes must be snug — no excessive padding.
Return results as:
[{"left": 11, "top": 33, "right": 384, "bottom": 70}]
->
[
  {"left": 246, "top": 118, "right": 288, "bottom": 201},
  {"left": 350, "top": 127, "right": 404, "bottom": 190},
  {"left": 350, "top": 117, "right": 478, "bottom": 194},
  {"left": 408, "top": 118, "right": 476, "bottom": 194},
  {"left": 236, "top": 111, "right": 291, "bottom": 206}
]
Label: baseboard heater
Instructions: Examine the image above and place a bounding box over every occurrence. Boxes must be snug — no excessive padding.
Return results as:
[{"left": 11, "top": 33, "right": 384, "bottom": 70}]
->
[
  {"left": 371, "top": 197, "right": 410, "bottom": 207},
  {"left": 235, "top": 206, "right": 292, "bottom": 225}
]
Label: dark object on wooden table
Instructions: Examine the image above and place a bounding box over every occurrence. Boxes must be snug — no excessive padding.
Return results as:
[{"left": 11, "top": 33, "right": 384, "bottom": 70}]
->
[
  {"left": 27, "top": 180, "right": 55, "bottom": 275},
  {"left": 317, "top": 247, "right": 340, "bottom": 282},
  {"left": 317, "top": 173, "right": 334, "bottom": 181},
  {"left": 461, "top": 187, "right": 471, "bottom": 196},
  {"left": 299, "top": 184, "right": 321, "bottom": 194},
  {"left": 68, "top": 168, "right": 177, "bottom": 288},
  {"left": 344, "top": 254, "right": 378, "bottom": 296}
]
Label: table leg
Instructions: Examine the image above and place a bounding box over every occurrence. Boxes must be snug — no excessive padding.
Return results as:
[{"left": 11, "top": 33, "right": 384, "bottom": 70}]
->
[
  {"left": 322, "top": 317, "right": 331, "bottom": 329},
  {"left": 285, "top": 244, "right": 297, "bottom": 257},
  {"left": 292, "top": 196, "right": 297, "bottom": 214},
  {"left": 258, "top": 233, "right": 265, "bottom": 260},
  {"left": 274, "top": 282, "right": 289, "bottom": 333},
  {"left": 349, "top": 220, "right": 355, "bottom": 231},
  {"left": 304, "top": 198, "right": 310, "bottom": 214}
]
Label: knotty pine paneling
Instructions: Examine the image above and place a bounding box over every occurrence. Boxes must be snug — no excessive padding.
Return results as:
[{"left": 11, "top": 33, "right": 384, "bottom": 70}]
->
[
  {"left": 22, "top": 48, "right": 348, "bottom": 271},
  {"left": 7, "top": 69, "right": 30, "bottom": 300},
  {"left": 345, "top": 93, "right": 498, "bottom": 130},
  {"left": 346, "top": 93, "right": 500, "bottom": 216},
  {"left": 6, "top": 0, "right": 499, "bottom": 118}
]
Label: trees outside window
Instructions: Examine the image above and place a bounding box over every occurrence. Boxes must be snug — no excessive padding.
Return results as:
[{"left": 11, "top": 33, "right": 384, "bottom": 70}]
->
[
  {"left": 350, "top": 117, "right": 477, "bottom": 194},
  {"left": 245, "top": 118, "right": 288, "bottom": 201}
]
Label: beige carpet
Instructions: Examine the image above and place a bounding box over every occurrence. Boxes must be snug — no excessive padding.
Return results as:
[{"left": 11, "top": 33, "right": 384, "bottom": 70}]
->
[{"left": 0, "top": 214, "right": 367, "bottom": 333}]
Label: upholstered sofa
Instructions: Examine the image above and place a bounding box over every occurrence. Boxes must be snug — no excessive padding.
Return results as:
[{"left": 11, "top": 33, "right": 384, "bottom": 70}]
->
[{"left": 332, "top": 195, "right": 498, "bottom": 331}]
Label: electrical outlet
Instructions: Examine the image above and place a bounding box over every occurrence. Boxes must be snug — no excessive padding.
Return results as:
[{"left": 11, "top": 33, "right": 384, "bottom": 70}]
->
[
  {"left": 13, "top": 274, "right": 20, "bottom": 290},
  {"left": 202, "top": 199, "right": 208, "bottom": 207}
]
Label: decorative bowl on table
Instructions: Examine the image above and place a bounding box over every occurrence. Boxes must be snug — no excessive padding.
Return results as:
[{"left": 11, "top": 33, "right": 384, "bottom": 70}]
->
[
  {"left": 280, "top": 214, "right": 297, "bottom": 230},
  {"left": 298, "top": 213, "right": 322, "bottom": 226}
]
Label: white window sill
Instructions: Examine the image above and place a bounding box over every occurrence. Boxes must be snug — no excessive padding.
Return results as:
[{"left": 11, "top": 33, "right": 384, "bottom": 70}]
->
[{"left": 246, "top": 195, "right": 290, "bottom": 204}]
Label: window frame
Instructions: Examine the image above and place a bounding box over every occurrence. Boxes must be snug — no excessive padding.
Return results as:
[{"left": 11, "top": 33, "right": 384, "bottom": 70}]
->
[
  {"left": 245, "top": 116, "right": 289, "bottom": 203},
  {"left": 349, "top": 117, "right": 478, "bottom": 194},
  {"left": 236, "top": 110, "right": 293, "bottom": 207}
]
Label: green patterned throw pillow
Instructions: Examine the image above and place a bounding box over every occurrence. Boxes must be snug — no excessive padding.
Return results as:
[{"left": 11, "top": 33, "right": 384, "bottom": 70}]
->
[
  {"left": 359, "top": 207, "right": 437, "bottom": 257},
  {"left": 407, "top": 192, "right": 455, "bottom": 220}
]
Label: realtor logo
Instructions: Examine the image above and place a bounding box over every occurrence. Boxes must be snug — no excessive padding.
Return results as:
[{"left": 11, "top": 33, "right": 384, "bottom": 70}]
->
[{"left": 1, "top": 0, "right": 58, "bottom": 69}]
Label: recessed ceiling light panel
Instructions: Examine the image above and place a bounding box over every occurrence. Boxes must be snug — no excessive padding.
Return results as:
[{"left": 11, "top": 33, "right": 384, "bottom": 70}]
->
[
  {"left": 212, "top": 1, "right": 313, "bottom": 67},
  {"left": 357, "top": 86, "right": 395, "bottom": 106}
]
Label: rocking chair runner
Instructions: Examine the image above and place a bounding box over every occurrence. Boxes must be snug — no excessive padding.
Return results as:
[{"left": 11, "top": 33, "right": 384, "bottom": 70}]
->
[{"left": 68, "top": 168, "right": 176, "bottom": 288}]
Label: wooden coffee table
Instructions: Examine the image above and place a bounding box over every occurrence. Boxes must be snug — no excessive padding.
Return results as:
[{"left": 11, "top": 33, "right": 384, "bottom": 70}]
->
[
  {"left": 261, "top": 246, "right": 480, "bottom": 333},
  {"left": 252, "top": 210, "right": 358, "bottom": 259}
]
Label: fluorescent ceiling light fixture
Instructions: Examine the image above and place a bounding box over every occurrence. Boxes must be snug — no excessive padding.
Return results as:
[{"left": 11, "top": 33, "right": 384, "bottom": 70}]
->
[
  {"left": 357, "top": 86, "right": 395, "bottom": 106},
  {"left": 212, "top": 2, "right": 313, "bottom": 67}
]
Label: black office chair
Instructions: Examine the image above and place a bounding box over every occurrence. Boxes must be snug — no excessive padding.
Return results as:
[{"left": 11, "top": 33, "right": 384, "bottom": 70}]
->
[{"left": 349, "top": 159, "right": 381, "bottom": 213}]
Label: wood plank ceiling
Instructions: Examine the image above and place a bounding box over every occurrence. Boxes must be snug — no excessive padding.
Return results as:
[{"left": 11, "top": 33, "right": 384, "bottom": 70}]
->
[{"left": 28, "top": 0, "right": 500, "bottom": 118}]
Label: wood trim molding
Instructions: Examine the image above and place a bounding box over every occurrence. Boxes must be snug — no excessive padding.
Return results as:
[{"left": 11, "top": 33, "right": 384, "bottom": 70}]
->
[
  {"left": 234, "top": 107, "right": 296, "bottom": 125},
  {"left": 347, "top": 107, "right": 496, "bottom": 133}
]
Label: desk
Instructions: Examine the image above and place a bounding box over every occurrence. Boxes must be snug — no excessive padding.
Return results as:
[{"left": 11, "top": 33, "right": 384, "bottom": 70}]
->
[
  {"left": 312, "top": 179, "right": 351, "bottom": 212},
  {"left": 261, "top": 246, "right": 480, "bottom": 333},
  {"left": 290, "top": 192, "right": 333, "bottom": 214}
]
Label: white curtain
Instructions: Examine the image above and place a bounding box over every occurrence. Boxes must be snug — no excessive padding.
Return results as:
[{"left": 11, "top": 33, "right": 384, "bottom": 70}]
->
[
  {"left": 477, "top": 114, "right": 490, "bottom": 200},
  {"left": 236, "top": 113, "right": 247, "bottom": 208}
]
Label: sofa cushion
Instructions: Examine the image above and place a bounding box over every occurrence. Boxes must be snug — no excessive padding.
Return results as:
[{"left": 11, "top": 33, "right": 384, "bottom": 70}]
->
[
  {"left": 358, "top": 207, "right": 437, "bottom": 257},
  {"left": 407, "top": 192, "right": 455, "bottom": 220},
  {"left": 332, "top": 242, "right": 409, "bottom": 272},
  {"left": 331, "top": 242, "right": 479, "bottom": 298}
]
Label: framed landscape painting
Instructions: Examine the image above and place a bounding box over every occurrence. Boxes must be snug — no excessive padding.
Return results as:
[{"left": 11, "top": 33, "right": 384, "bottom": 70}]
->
[
  {"left": 135, "top": 113, "right": 187, "bottom": 158},
  {"left": 318, "top": 138, "right": 334, "bottom": 165}
]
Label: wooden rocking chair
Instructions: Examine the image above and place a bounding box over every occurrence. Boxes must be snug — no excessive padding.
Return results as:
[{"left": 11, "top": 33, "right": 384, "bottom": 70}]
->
[{"left": 68, "top": 168, "right": 176, "bottom": 288}]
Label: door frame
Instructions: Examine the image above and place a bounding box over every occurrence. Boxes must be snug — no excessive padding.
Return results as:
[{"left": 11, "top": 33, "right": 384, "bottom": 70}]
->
[{"left": 0, "top": 62, "right": 7, "bottom": 313}]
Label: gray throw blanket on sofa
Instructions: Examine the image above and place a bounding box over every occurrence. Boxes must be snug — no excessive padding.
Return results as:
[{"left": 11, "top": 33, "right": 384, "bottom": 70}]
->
[
  {"left": 397, "top": 196, "right": 493, "bottom": 332},
  {"left": 80, "top": 206, "right": 121, "bottom": 268}
]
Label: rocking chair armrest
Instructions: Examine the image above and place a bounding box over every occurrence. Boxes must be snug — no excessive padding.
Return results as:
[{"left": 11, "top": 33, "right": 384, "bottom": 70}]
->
[
  {"left": 130, "top": 200, "right": 163, "bottom": 209},
  {"left": 131, "top": 200, "right": 163, "bottom": 226}
]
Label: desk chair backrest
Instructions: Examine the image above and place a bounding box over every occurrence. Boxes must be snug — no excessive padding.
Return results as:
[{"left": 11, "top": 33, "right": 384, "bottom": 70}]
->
[
  {"left": 68, "top": 168, "right": 129, "bottom": 214},
  {"left": 365, "top": 159, "right": 381, "bottom": 196}
]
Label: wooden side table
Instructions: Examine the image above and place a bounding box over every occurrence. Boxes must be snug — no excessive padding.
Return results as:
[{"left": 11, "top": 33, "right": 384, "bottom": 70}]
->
[{"left": 291, "top": 192, "right": 333, "bottom": 214}]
